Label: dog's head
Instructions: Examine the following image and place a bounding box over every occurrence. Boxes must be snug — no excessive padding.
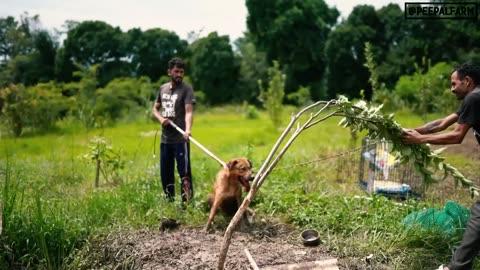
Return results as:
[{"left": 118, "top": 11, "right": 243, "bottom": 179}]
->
[{"left": 227, "top": 157, "right": 254, "bottom": 192}]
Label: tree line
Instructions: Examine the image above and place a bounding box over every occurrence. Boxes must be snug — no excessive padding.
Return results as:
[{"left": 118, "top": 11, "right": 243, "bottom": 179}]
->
[{"left": 1, "top": 0, "right": 479, "bottom": 136}]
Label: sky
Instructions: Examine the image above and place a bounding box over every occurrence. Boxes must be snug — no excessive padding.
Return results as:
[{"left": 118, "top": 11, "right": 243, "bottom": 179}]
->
[{"left": 0, "top": 0, "right": 406, "bottom": 41}]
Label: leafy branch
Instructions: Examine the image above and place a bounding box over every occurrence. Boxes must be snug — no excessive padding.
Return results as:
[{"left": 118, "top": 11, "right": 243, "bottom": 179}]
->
[{"left": 335, "top": 95, "right": 479, "bottom": 197}]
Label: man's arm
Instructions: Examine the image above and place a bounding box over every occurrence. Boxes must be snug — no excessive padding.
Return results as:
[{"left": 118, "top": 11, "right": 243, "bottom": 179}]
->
[
  {"left": 403, "top": 122, "right": 471, "bottom": 145},
  {"left": 183, "top": 103, "right": 194, "bottom": 140},
  {"left": 152, "top": 101, "right": 169, "bottom": 126},
  {"left": 414, "top": 113, "right": 459, "bottom": 134}
]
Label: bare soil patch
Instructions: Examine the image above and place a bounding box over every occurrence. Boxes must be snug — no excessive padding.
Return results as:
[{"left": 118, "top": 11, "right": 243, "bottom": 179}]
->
[{"left": 84, "top": 221, "right": 381, "bottom": 270}]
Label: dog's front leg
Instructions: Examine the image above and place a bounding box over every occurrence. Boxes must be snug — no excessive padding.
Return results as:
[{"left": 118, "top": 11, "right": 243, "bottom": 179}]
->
[{"left": 205, "top": 196, "right": 223, "bottom": 233}]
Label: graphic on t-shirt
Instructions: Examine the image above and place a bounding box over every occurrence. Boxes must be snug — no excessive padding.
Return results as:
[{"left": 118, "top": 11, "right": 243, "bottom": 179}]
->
[{"left": 162, "top": 93, "right": 178, "bottom": 118}]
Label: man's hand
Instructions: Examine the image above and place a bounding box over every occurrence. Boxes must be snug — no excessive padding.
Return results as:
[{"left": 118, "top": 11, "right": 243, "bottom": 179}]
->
[
  {"left": 161, "top": 118, "right": 170, "bottom": 127},
  {"left": 183, "top": 130, "right": 191, "bottom": 141},
  {"left": 402, "top": 128, "right": 423, "bottom": 144}
]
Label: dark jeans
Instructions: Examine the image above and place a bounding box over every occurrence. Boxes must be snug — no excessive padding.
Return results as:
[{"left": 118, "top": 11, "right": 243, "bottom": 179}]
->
[
  {"left": 448, "top": 198, "right": 480, "bottom": 270},
  {"left": 160, "top": 142, "right": 193, "bottom": 202}
]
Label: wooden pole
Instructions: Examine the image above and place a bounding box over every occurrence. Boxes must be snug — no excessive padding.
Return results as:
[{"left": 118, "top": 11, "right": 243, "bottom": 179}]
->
[{"left": 168, "top": 121, "right": 226, "bottom": 168}]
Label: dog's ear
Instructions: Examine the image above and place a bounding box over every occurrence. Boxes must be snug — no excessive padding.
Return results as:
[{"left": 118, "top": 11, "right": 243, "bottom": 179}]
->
[
  {"left": 227, "top": 160, "right": 237, "bottom": 170},
  {"left": 247, "top": 159, "right": 252, "bottom": 168}
]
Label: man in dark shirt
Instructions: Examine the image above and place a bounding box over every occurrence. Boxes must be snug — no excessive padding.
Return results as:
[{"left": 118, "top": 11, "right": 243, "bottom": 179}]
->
[
  {"left": 403, "top": 63, "right": 480, "bottom": 270},
  {"left": 152, "top": 57, "right": 196, "bottom": 203}
]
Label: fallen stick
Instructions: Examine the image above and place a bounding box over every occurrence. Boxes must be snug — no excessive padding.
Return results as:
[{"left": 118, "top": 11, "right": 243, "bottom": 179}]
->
[
  {"left": 261, "top": 258, "right": 338, "bottom": 270},
  {"left": 168, "top": 121, "right": 227, "bottom": 168},
  {"left": 244, "top": 249, "right": 260, "bottom": 270}
]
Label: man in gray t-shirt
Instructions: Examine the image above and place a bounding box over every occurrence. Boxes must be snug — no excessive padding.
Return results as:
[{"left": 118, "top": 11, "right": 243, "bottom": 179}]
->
[
  {"left": 152, "top": 57, "right": 196, "bottom": 203},
  {"left": 403, "top": 63, "right": 480, "bottom": 270}
]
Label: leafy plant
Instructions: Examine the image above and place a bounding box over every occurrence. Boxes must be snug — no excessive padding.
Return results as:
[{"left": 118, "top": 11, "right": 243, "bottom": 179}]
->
[
  {"left": 83, "top": 136, "right": 125, "bottom": 187},
  {"left": 242, "top": 101, "right": 259, "bottom": 119}
]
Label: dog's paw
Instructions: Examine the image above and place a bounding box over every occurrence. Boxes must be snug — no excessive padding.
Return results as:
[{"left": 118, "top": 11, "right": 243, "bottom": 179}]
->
[
  {"left": 246, "top": 208, "right": 255, "bottom": 224},
  {"left": 204, "top": 224, "right": 213, "bottom": 234}
]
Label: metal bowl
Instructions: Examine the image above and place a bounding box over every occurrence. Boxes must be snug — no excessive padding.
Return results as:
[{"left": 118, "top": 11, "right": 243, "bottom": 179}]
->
[{"left": 300, "top": 229, "right": 320, "bottom": 246}]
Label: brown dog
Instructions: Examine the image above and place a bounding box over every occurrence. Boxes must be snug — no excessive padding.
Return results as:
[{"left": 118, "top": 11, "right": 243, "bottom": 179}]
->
[{"left": 205, "top": 157, "right": 254, "bottom": 232}]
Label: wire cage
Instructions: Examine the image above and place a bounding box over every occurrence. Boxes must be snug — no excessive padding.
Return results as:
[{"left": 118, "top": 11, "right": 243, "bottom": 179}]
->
[{"left": 358, "top": 137, "right": 424, "bottom": 199}]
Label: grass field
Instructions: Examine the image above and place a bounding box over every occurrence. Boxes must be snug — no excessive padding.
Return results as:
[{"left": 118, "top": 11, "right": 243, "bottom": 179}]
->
[{"left": 1, "top": 105, "right": 479, "bottom": 269}]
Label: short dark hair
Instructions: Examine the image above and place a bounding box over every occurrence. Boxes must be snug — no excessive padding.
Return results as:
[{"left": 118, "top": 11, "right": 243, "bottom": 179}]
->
[
  {"left": 168, "top": 57, "right": 185, "bottom": 69},
  {"left": 452, "top": 63, "right": 480, "bottom": 86}
]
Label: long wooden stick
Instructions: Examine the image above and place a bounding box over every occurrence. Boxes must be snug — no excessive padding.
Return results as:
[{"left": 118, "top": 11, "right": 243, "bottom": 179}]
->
[{"left": 168, "top": 121, "right": 227, "bottom": 168}]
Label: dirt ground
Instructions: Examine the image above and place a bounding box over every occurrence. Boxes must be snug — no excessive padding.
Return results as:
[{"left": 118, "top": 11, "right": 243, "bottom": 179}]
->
[
  {"left": 97, "top": 221, "right": 376, "bottom": 270},
  {"left": 90, "top": 133, "right": 479, "bottom": 270}
]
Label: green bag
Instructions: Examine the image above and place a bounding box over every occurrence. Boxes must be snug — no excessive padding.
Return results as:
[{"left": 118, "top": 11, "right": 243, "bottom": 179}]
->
[{"left": 402, "top": 201, "right": 470, "bottom": 236}]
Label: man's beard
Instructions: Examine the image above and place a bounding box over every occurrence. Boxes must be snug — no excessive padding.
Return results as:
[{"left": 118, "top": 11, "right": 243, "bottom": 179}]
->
[{"left": 172, "top": 76, "right": 183, "bottom": 84}]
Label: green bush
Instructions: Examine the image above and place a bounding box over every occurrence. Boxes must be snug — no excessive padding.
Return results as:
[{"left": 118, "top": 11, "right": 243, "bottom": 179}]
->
[
  {"left": 394, "top": 61, "right": 454, "bottom": 116},
  {"left": 286, "top": 86, "right": 312, "bottom": 107},
  {"left": 0, "top": 82, "right": 71, "bottom": 136},
  {"left": 243, "top": 101, "right": 259, "bottom": 119}
]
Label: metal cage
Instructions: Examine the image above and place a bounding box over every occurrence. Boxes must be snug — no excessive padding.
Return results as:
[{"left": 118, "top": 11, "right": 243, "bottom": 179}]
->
[{"left": 358, "top": 137, "right": 424, "bottom": 199}]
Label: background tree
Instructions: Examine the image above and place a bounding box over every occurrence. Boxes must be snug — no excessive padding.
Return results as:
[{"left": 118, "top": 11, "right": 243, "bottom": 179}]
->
[
  {"left": 259, "top": 60, "right": 285, "bottom": 127},
  {"left": 67, "top": 64, "right": 100, "bottom": 129},
  {"left": 376, "top": 3, "right": 448, "bottom": 89},
  {"left": 53, "top": 20, "right": 79, "bottom": 82},
  {"left": 234, "top": 36, "right": 268, "bottom": 104},
  {"left": 0, "top": 13, "right": 36, "bottom": 61},
  {"left": 246, "top": 0, "right": 339, "bottom": 99},
  {"left": 325, "top": 5, "right": 383, "bottom": 100},
  {"left": 8, "top": 30, "right": 57, "bottom": 86},
  {"left": 188, "top": 32, "right": 239, "bottom": 105},
  {"left": 440, "top": 0, "right": 480, "bottom": 64},
  {"left": 126, "top": 28, "right": 187, "bottom": 81},
  {"left": 0, "top": 14, "right": 53, "bottom": 86},
  {"left": 62, "top": 21, "right": 127, "bottom": 86},
  {"left": 0, "top": 16, "right": 18, "bottom": 62}
]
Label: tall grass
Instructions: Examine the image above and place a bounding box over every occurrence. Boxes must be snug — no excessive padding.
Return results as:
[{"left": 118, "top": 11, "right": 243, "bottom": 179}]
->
[{"left": 0, "top": 105, "right": 479, "bottom": 269}]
